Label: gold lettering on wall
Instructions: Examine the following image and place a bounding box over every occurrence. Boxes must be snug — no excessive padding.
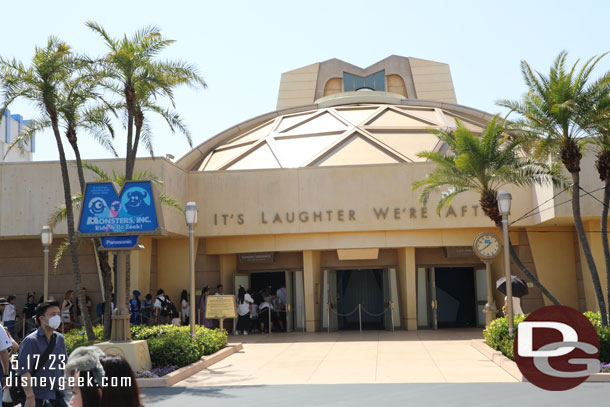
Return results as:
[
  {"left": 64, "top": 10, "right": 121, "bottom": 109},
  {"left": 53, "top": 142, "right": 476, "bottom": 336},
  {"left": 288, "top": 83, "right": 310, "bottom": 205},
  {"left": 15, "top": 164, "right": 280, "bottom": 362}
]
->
[{"left": 213, "top": 204, "right": 480, "bottom": 227}]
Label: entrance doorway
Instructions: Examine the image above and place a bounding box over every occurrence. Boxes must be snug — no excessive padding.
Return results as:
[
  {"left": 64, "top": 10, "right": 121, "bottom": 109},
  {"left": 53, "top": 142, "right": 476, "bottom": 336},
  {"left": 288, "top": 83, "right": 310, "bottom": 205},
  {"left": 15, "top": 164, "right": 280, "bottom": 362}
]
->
[
  {"left": 322, "top": 268, "right": 401, "bottom": 331},
  {"left": 233, "top": 270, "right": 305, "bottom": 332},
  {"left": 337, "top": 269, "right": 384, "bottom": 330},
  {"left": 418, "top": 267, "right": 478, "bottom": 329}
]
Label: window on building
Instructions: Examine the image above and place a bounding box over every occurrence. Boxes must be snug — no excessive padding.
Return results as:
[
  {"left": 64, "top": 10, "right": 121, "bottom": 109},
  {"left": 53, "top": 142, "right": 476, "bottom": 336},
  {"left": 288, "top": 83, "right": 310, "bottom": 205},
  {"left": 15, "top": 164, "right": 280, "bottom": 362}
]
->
[{"left": 343, "top": 70, "right": 385, "bottom": 92}]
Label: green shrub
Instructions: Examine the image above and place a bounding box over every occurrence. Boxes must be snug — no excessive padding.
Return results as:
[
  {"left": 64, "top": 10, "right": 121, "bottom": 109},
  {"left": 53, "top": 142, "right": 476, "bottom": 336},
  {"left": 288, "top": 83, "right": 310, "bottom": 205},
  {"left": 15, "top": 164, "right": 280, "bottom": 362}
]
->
[
  {"left": 64, "top": 324, "right": 228, "bottom": 368},
  {"left": 584, "top": 312, "right": 610, "bottom": 363},
  {"left": 483, "top": 314, "right": 528, "bottom": 361},
  {"left": 485, "top": 312, "right": 610, "bottom": 363}
]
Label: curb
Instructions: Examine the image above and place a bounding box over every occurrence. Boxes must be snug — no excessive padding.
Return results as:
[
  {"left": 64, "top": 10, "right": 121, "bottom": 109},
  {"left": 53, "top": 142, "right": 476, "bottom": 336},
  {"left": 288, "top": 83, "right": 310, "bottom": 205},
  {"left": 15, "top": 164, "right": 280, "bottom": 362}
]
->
[
  {"left": 137, "top": 343, "right": 243, "bottom": 387},
  {"left": 471, "top": 339, "right": 610, "bottom": 383}
]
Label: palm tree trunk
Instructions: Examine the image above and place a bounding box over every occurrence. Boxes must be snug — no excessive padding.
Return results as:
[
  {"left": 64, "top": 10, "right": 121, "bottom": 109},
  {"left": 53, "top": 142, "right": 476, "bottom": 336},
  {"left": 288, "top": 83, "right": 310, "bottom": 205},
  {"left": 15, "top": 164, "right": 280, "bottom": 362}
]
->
[
  {"left": 601, "top": 179, "right": 610, "bottom": 320},
  {"left": 69, "top": 136, "right": 114, "bottom": 338},
  {"left": 505, "top": 234, "right": 561, "bottom": 305},
  {"left": 125, "top": 89, "right": 135, "bottom": 180},
  {"left": 128, "top": 122, "right": 142, "bottom": 179},
  {"left": 50, "top": 119, "right": 96, "bottom": 340},
  {"left": 571, "top": 171, "right": 609, "bottom": 326}
]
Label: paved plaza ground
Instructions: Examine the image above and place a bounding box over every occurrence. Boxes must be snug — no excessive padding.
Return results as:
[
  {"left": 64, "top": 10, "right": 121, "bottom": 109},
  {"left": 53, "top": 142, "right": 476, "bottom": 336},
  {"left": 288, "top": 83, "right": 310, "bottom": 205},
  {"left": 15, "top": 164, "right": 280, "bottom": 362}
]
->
[{"left": 139, "top": 329, "right": 609, "bottom": 406}]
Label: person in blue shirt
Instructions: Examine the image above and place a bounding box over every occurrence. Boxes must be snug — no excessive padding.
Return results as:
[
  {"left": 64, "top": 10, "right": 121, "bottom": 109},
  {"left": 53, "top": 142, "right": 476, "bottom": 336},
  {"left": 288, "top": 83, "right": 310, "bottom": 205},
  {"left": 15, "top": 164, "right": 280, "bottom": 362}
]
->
[
  {"left": 129, "top": 290, "right": 142, "bottom": 325},
  {"left": 17, "top": 300, "right": 68, "bottom": 407}
]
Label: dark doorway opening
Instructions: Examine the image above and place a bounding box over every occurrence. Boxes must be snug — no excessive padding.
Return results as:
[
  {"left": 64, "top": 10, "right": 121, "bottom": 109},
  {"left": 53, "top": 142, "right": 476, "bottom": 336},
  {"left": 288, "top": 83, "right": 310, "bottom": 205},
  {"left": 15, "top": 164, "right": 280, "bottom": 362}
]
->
[
  {"left": 435, "top": 267, "right": 476, "bottom": 328},
  {"left": 250, "top": 272, "right": 285, "bottom": 295},
  {"left": 337, "top": 269, "right": 384, "bottom": 330}
]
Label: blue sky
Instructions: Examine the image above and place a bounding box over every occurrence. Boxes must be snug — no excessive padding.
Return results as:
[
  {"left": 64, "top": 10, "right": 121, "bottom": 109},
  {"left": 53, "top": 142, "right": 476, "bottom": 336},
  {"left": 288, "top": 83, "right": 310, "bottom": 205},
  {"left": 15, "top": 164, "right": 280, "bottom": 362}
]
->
[{"left": 2, "top": 0, "right": 609, "bottom": 162}]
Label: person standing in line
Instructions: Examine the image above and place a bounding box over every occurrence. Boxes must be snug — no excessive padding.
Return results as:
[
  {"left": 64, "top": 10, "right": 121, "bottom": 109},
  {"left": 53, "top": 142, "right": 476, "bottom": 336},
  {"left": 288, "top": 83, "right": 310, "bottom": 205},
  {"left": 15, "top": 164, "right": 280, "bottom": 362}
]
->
[
  {"left": 235, "top": 287, "right": 253, "bottom": 335},
  {"left": 140, "top": 294, "right": 154, "bottom": 326},
  {"left": 76, "top": 287, "right": 93, "bottom": 326},
  {"left": 199, "top": 286, "right": 213, "bottom": 329},
  {"left": 61, "top": 290, "right": 74, "bottom": 332},
  {"left": 276, "top": 282, "right": 287, "bottom": 332},
  {"left": 0, "top": 323, "right": 12, "bottom": 403},
  {"left": 180, "top": 290, "right": 190, "bottom": 326},
  {"left": 23, "top": 294, "right": 38, "bottom": 335},
  {"left": 153, "top": 289, "right": 170, "bottom": 325},
  {"left": 2, "top": 295, "right": 17, "bottom": 338},
  {"left": 215, "top": 284, "right": 224, "bottom": 295},
  {"left": 129, "top": 290, "right": 142, "bottom": 325},
  {"left": 17, "top": 300, "right": 68, "bottom": 407}
]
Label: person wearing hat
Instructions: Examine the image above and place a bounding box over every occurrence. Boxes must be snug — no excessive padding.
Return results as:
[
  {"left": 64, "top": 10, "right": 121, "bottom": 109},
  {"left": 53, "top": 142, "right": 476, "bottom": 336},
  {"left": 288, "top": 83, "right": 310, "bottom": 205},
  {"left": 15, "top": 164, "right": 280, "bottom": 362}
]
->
[{"left": 129, "top": 291, "right": 141, "bottom": 325}]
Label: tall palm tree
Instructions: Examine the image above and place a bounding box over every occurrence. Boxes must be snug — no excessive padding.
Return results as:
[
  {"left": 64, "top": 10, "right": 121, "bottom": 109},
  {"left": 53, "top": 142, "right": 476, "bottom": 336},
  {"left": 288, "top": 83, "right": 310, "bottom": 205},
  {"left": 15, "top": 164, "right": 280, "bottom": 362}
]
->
[
  {"left": 85, "top": 22, "right": 207, "bottom": 180},
  {"left": 4, "top": 60, "right": 120, "bottom": 338},
  {"left": 499, "top": 51, "right": 610, "bottom": 326},
  {"left": 413, "top": 116, "right": 565, "bottom": 305},
  {"left": 0, "top": 37, "right": 96, "bottom": 340},
  {"left": 586, "top": 85, "right": 610, "bottom": 321}
]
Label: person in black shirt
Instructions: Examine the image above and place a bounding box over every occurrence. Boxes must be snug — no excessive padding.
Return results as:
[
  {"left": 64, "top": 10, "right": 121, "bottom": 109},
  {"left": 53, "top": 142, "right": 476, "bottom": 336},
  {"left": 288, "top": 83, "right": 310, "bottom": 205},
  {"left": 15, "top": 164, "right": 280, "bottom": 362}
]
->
[
  {"left": 76, "top": 287, "right": 93, "bottom": 325},
  {"left": 23, "top": 294, "right": 37, "bottom": 335}
]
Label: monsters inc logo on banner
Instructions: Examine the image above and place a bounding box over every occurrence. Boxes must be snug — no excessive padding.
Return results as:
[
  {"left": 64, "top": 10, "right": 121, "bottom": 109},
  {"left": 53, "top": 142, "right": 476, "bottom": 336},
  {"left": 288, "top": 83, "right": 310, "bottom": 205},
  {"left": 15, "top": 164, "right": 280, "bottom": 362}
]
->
[{"left": 78, "top": 181, "right": 161, "bottom": 235}]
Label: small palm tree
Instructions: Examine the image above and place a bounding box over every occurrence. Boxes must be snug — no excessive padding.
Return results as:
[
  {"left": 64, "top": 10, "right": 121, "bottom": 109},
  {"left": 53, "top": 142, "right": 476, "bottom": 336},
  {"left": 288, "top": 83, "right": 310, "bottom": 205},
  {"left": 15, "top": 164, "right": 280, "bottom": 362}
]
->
[
  {"left": 413, "top": 116, "right": 565, "bottom": 305},
  {"left": 86, "top": 22, "right": 207, "bottom": 180},
  {"left": 0, "top": 37, "right": 96, "bottom": 340},
  {"left": 499, "top": 51, "right": 610, "bottom": 325}
]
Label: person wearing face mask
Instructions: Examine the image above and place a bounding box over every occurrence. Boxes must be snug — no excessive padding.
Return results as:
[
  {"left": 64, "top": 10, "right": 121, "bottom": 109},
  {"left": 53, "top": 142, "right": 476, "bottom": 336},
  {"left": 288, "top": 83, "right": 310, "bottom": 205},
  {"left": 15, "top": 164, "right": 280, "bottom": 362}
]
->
[{"left": 16, "top": 301, "right": 68, "bottom": 407}]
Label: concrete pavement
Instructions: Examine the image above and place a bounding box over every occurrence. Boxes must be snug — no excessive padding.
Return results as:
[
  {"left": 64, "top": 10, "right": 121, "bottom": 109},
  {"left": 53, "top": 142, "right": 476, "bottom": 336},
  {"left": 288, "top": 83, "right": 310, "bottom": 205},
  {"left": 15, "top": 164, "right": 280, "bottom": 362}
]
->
[{"left": 178, "top": 329, "right": 516, "bottom": 386}]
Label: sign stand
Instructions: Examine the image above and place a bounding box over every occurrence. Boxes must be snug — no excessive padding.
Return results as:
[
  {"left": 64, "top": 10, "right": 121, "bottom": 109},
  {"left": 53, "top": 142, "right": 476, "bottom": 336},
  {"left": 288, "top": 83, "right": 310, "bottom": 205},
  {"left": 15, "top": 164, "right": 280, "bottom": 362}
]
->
[{"left": 77, "top": 181, "right": 165, "bottom": 372}]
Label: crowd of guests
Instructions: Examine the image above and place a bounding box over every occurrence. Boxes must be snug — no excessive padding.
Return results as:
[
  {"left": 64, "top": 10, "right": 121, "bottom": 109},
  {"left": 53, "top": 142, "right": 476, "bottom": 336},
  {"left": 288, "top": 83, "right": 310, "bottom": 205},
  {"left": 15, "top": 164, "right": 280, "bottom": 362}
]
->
[
  {"left": 1, "top": 280, "right": 290, "bottom": 341},
  {"left": 235, "top": 283, "right": 287, "bottom": 335}
]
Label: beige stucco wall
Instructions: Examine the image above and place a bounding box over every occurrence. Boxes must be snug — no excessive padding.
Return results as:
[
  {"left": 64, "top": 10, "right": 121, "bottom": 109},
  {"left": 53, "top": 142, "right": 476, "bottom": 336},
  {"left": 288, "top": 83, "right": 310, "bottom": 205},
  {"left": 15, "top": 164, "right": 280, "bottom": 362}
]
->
[
  {"left": 526, "top": 228, "right": 579, "bottom": 308},
  {"left": 0, "top": 158, "right": 188, "bottom": 239},
  {"left": 155, "top": 238, "right": 199, "bottom": 304},
  {"left": 577, "top": 220, "right": 610, "bottom": 313},
  {"left": 408, "top": 58, "right": 457, "bottom": 103},
  {"left": 277, "top": 63, "right": 320, "bottom": 110}
]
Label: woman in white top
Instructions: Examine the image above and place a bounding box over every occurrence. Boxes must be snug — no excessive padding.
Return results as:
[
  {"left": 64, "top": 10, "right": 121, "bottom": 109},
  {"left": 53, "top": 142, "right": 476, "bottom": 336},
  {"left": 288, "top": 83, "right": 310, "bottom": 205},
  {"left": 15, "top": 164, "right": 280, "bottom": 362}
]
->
[
  {"left": 236, "top": 286, "right": 253, "bottom": 335},
  {"left": 181, "top": 289, "right": 190, "bottom": 325}
]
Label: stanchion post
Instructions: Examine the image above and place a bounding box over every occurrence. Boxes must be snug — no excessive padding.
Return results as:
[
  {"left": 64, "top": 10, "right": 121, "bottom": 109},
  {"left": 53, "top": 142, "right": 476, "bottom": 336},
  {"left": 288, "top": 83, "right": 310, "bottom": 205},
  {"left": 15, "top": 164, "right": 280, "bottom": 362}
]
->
[
  {"left": 390, "top": 301, "right": 395, "bottom": 333},
  {"left": 359, "top": 304, "right": 362, "bottom": 333},
  {"left": 327, "top": 302, "right": 331, "bottom": 333}
]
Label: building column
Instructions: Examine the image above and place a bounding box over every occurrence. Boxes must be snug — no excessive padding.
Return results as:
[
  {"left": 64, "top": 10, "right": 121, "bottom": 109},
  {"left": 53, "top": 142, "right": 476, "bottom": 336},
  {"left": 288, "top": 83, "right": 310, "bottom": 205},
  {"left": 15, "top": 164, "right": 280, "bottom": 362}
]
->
[
  {"left": 219, "top": 254, "right": 237, "bottom": 294},
  {"left": 303, "top": 250, "right": 321, "bottom": 332},
  {"left": 397, "top": 247, "right": 417, "bottom": 330}
]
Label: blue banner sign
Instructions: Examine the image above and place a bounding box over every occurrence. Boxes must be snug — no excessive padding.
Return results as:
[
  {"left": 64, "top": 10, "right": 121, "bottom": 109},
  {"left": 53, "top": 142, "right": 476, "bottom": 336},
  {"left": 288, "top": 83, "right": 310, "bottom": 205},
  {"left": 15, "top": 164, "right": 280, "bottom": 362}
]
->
[
  {"left": 101, "top": 236, "right": 139, "bottom": 249},
  {"left": 78, "top": 181, "right": 160, "bottom": 236}
]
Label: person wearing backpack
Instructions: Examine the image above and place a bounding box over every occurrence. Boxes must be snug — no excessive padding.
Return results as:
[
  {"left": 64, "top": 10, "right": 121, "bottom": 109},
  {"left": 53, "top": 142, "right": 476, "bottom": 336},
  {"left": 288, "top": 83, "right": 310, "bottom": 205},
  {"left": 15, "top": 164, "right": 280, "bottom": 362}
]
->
[{"left": 153, "top": 289, "right": 170, "bottom": 325}]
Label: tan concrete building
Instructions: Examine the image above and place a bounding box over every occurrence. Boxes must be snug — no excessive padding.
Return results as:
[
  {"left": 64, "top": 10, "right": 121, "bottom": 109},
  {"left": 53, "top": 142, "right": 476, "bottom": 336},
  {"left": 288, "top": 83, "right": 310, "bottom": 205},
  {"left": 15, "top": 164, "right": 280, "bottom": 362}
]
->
[{"left": 0, "top": 56, "right": 607, "bottom": 333}]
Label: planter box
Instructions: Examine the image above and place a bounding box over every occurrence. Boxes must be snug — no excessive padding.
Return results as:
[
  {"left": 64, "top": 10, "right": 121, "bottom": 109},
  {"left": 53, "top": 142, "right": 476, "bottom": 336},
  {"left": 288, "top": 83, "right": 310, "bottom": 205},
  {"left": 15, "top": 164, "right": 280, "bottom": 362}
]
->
[
  {"left": 137, "top": 343, "right": 243, "bottom": 387},
  {"left": 471, "top": 339, "right": 610, "bottom": 382}
]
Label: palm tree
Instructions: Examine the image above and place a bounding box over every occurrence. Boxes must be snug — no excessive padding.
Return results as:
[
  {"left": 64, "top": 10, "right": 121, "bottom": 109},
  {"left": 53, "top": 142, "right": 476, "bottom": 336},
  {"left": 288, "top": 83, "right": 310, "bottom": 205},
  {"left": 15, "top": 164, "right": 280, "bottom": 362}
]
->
[
  {"left": 85, "top": 22, "right": 207, "bottom": 180},
  {"left": 499, "top": 51, "right": 610, "bottom": 326},
  {"left": 0, "top": 37, "right": 96, "bottom": 340},
  {"left": 586, "top": 85, "right": 610, "bottom": 321},
  {"left": 4, "top": 59, "right": 120, "bottom": 338},
  {"left": 413, "top": 116, "right": 565, "bottom": 305},
  {"left": 49, "top": 163, "right": 183, "bottom": 338}
]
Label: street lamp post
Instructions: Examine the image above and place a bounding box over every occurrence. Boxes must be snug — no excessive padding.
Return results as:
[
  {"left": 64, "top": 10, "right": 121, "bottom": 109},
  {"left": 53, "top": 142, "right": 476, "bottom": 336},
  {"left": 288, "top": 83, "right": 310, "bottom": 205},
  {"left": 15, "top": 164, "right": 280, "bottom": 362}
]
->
[
  {"left": 185, "top": 202, "right": 198, "bottom": 338},
  {"left": 41, "top": 226, "right": 53, "bottom": 301},
  {"left": 498, "top": 190, "right": 514, "bottom": 336}
]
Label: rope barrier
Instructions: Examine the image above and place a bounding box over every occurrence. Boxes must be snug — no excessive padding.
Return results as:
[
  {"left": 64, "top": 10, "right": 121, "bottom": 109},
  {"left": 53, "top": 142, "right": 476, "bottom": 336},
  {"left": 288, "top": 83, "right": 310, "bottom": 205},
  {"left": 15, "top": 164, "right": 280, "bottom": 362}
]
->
[
  {"left": 360, "top": 305, "right": 390, "bottom": 317},
  {"left": 329, "top": 305, "right": 360, "bottom": 317}
]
